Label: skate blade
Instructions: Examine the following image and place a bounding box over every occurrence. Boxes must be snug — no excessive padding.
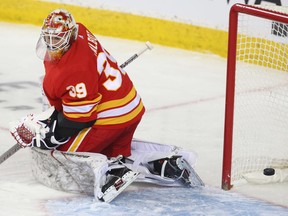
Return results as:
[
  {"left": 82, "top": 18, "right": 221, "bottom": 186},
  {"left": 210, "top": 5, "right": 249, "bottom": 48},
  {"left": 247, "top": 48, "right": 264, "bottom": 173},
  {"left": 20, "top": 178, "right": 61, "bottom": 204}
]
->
[
  {"left": 100, "top": 171, "right": 140, "bottom": 203},
  {"left": 178, "top": 158, "right": 205, "bottom": 187}
]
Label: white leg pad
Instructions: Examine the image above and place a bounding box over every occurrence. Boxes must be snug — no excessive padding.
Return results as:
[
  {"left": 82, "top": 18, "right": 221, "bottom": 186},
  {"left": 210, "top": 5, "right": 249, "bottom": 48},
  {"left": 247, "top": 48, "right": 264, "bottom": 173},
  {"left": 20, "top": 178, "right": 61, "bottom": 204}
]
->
[
  {"left": 126, "top": 139, "right": 201, "bottom": 186},
  {"left": 30, "top": 148, "right": 109, "bottom": 199}
]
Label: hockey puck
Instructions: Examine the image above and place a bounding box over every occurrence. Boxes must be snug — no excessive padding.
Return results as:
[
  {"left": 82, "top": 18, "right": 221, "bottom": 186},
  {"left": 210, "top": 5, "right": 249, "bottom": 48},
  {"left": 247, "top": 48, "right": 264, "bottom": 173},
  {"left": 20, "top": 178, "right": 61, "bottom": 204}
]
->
[{"left": 263, "top": 168, "right": 275, "bottom": 176}]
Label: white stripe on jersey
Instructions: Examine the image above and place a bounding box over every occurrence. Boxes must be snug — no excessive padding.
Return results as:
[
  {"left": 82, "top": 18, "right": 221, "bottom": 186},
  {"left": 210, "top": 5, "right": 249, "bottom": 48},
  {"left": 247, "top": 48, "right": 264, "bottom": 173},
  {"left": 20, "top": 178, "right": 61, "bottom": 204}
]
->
[
  {"left": 63, "top": 103, "right": 97, "bottom": 114},
  {"left": 97, "top": 93, "right": 141, "bottom": 118}
]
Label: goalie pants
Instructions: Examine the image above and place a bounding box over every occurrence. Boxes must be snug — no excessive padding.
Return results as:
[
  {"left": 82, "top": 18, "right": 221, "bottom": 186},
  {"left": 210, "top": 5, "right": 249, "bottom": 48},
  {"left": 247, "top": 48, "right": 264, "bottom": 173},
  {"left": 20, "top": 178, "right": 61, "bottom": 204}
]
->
[{"left": 56, "top": 120, "right": 141, "bottom": 157}]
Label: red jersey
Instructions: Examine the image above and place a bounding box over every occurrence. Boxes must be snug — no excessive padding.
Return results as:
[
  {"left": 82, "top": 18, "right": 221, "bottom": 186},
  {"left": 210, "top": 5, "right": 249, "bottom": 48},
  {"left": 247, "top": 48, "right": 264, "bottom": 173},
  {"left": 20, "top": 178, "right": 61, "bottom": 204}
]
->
[{"left": 43, "top": 23, "right": 145, "bottom": 129}]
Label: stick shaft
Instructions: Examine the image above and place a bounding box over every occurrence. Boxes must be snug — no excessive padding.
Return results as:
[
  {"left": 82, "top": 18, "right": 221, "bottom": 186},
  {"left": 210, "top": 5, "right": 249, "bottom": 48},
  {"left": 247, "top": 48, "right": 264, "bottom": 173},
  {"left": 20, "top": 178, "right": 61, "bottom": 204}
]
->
[
  {"left": 0, "top": 144, "right": 21, "bottom": 165},
  {"left": 120, "top": 41, "right": 153, "bottom": 68}
]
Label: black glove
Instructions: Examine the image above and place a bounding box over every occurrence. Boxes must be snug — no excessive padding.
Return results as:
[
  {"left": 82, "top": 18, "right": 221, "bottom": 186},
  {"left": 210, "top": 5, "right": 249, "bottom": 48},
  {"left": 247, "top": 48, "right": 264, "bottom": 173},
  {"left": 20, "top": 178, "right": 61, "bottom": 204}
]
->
[{"left": 31, "top": 119, "right": 70, "bottom": 150}]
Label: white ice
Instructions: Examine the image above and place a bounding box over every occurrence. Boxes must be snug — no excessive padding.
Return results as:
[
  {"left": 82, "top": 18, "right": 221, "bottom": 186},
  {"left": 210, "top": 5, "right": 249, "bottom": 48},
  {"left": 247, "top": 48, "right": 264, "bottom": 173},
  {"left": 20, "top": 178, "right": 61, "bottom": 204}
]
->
[{"left": 0, "top": 22, "right": 287, "bottom": 215}]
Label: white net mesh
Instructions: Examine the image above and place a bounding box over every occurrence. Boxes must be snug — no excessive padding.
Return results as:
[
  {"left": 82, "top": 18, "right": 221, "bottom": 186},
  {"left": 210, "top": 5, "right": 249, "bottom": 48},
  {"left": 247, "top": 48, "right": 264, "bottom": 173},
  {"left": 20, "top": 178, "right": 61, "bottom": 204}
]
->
[{"left": 231, "top": 5, "right": 288, "bottom": 183}]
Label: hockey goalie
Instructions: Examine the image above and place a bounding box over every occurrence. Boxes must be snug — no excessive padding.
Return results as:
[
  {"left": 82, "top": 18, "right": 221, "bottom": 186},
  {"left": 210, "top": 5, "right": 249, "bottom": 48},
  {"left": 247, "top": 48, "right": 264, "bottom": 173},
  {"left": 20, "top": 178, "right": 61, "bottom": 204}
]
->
[{"left": 9, "top": 8, "right": 204, "bottom": 203}]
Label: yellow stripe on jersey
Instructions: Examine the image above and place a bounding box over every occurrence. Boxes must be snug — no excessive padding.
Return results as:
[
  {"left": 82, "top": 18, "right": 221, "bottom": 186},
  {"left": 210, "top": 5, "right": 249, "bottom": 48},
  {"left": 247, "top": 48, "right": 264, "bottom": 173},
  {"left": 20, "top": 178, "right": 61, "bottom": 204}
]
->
[
  {"left": 63, "top": 94, "right": 102, "bottom": 106},
  {"left": 67, "top": 127, "right": 91, "bottom": 152},
  {"left": 63, "top": 94, "right": 102, "bottom": 119},
  {"left": 97, "top": 93, "right": 141, "bottom": 118},
  {"left": 64, "top": 104, "right": 98, "bottom": 119},
  {"left": 97, "top": 87, "right": 136, "bottom": 112},
  {"left": 95, "top": 100, "right": 144, "bottom": 125}
]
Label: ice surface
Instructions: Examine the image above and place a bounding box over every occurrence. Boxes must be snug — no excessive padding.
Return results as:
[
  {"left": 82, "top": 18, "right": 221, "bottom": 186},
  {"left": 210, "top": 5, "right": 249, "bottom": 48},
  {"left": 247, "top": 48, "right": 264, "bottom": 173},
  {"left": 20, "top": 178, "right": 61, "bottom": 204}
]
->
[
  {"left": 46, "top": 186, "right": 288, "bottom": 216},
  {"left": 0, "top": 23, "right": 287, "bottom": 215}
]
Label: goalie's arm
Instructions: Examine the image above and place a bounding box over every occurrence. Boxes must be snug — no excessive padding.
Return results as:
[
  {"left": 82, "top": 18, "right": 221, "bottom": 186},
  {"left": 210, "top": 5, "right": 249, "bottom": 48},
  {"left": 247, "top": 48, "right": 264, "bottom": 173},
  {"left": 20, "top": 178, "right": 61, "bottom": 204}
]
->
[
  {"left": 35, "top": 110, "right": 95, "bottom": 149},
  {"left": 55, "top": 111, "right": 96, "bottom": 139},
  {"left": 9, "top": 107, "right": 96, "bottom": 150}
]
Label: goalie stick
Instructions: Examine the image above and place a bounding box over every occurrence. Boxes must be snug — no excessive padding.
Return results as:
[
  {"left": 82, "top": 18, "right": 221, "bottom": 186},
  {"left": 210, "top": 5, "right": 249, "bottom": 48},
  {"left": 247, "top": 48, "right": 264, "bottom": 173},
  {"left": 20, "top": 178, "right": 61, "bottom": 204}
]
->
[
  {"left": 120, "top": 41, "right": 153, "bottom": 68},
  {"left": 0, "top": 143, "right": 21, "bottom": 165},
  {"left": 0, "top": 41, "right": 153, "bottom": 165}
]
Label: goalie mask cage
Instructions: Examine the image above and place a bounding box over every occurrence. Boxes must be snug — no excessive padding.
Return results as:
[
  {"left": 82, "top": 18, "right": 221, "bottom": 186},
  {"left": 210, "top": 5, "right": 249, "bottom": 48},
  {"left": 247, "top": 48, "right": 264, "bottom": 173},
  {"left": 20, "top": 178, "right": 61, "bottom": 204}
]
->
[{"left": 222, "top": 3, "right": 288, "bottom": 190}]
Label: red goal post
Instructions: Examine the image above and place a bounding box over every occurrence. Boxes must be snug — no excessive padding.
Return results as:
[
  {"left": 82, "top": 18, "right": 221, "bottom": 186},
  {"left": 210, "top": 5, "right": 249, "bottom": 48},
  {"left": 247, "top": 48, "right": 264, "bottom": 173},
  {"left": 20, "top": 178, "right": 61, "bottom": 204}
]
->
[{"left": 222, "top": 3, "right": 288, "bottom": 190}]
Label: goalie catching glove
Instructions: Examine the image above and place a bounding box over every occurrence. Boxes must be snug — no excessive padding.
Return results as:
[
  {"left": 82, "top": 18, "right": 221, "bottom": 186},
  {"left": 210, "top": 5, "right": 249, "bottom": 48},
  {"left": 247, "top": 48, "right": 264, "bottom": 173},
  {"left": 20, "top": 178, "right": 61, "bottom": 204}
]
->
[{"left": 9, "top": 106, "right": 69, "bottom": 149}]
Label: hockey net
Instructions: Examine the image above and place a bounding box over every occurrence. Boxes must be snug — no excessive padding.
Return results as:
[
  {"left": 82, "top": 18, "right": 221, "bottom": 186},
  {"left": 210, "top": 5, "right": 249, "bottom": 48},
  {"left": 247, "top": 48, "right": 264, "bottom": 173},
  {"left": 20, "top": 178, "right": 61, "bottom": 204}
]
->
[{"left": 222, "top": 3, "right": 288, "bottom": 190}]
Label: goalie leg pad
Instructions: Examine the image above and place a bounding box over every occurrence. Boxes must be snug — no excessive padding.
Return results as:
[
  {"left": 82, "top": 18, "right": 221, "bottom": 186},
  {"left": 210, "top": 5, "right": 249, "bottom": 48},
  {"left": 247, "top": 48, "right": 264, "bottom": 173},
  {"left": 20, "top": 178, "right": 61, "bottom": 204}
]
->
[
  {"left": 126, "top": 139, "right": 204, "bottom": 187},
  {"left": 31, "top": 148, "right": 109, "bottom": 195}
]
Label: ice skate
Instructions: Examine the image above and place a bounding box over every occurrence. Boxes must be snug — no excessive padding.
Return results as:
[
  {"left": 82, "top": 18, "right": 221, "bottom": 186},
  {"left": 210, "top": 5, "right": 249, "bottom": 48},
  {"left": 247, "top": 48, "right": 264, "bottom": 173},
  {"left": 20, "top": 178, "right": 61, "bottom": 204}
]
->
[
  {"left": 99, "top": 167, "right": 139, "bottom": 203},
  {"left": 149, "top": 155, "right": 204, "bottom": 187}
]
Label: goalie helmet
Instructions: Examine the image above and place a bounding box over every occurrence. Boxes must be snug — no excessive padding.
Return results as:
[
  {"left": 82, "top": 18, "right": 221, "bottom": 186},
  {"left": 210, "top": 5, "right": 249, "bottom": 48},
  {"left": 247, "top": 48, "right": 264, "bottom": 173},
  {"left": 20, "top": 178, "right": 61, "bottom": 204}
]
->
[{"left": 36, "top": 9, "right": 78, "bottom": 61}]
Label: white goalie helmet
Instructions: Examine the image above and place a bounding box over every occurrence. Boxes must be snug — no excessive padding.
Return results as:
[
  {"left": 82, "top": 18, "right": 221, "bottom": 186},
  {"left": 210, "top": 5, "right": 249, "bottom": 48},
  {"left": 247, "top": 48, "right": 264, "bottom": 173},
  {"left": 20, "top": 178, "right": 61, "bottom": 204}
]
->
[{"left": 36, "top": 9, "right": 78, "bottom": 61}]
